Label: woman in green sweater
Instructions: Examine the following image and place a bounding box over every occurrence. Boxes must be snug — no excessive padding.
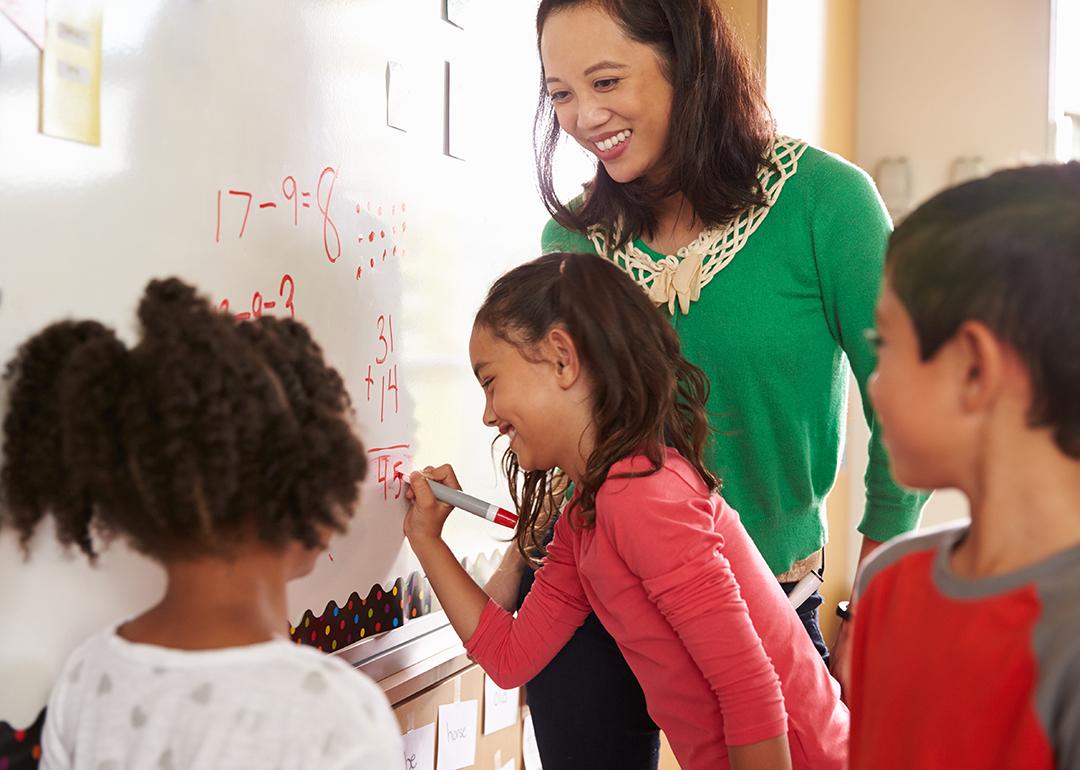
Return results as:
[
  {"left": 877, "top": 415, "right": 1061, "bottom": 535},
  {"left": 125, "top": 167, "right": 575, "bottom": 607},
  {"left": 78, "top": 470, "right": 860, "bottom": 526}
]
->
[{"left": 480, "top": 1, "right": 926, "bottom": 767}]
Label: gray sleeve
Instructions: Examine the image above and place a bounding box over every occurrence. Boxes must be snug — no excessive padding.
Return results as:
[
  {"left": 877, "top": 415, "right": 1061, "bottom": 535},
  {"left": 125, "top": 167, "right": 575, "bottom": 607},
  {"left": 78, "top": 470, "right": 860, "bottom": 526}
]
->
[
  {"left": 852, "top": 524, "right": 965, "bottom": 602},
  {"left": 1032, "top": 561, "right": 1080, "bottom": 768}
]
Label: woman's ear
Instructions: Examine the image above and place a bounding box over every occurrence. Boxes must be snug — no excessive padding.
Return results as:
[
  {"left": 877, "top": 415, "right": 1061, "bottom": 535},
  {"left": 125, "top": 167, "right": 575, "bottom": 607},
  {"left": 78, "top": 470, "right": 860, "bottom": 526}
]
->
[{"left": 546, "top": 326, "right": 582, "bottom": 388}]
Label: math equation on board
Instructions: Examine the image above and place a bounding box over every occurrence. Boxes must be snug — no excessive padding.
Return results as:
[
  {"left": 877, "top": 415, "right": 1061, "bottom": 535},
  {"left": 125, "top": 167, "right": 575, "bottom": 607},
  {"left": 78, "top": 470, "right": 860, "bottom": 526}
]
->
[
  {"left": 214, "top": 166, "right": 407, "bottom": 283},
  {"left": 218, "top": 273, "right": 296, "bottom": 320},
  {"left": 363, "top": 313, "right": 401, "bottom": 424},
  {"left": 367, "top": 443, "right": 411, "bottom": 501},
  {"left": 213, "top": 167, "right": 410, "bottom": 436}
]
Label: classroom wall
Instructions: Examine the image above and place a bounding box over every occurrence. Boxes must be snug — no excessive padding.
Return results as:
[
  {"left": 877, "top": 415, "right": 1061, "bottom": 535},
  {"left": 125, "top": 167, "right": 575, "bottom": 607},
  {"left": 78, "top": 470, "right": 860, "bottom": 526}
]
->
[
  {"left": 721, "top": 0, "right": 767, "bottom": 76},
  {"left": 765, "top": 0, "right": 858, "bottom": 160},
  {"left": 856, "top": 0, "right": 1055, "bottom": 211}
]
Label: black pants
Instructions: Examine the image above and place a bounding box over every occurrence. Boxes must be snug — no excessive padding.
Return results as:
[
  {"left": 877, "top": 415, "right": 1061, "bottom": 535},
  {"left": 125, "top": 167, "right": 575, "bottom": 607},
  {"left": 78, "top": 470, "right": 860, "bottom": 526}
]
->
[
  {"left": 518, "top": 568, "right": 829, "bottom": 770},
  {"left": 517, "top": 566, "right": 661, "bottom": 770},
  {"left": 779, "top": 579, "right": 830, "bottom": 667}
]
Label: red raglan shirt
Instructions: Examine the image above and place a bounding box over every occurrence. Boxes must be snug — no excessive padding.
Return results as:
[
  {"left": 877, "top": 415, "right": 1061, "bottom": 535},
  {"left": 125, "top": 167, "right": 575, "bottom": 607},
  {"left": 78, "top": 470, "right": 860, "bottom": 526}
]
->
[
  {"left": 464, "top": 449, "right": 848, "bottom": 770},
  {"left": 850, "top": 524, "right": 1080, "bottom": 769}
]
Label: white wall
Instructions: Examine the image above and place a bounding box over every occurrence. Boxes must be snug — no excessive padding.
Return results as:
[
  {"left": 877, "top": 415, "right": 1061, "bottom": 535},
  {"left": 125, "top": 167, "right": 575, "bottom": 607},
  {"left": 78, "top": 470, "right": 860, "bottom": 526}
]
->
[
  {"left": 1053, "top": 0, "right": 1080, "bottom": 159},
  {"left": 857, "top": 0, "right": 1054, "bottom": 216}
]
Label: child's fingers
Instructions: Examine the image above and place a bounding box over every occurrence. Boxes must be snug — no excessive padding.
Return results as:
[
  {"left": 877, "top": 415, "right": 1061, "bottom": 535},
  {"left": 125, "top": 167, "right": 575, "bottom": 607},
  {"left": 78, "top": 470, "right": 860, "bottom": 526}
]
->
[
  {"left": 425, "top": 463, "right": 462, "bottom": 491},
  {"left": 404, "top": 469, "right": 456, "bottom": 542},
  {"left": 408, "top": 471, "right": 437, "bottom": 507}
]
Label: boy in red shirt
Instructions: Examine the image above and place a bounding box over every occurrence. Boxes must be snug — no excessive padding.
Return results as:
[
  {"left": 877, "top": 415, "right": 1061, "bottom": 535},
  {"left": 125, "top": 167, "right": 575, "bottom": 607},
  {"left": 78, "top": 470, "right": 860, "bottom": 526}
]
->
[{"left": 848, "top": 162, "right": 1080, "bottom": 769}]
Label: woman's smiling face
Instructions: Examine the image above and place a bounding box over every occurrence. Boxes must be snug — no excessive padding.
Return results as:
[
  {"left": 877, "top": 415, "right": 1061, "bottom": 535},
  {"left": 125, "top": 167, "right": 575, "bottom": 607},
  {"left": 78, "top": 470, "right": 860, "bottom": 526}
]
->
[{"left": 539, "top": 4, "right": 674, "bottom": 185}]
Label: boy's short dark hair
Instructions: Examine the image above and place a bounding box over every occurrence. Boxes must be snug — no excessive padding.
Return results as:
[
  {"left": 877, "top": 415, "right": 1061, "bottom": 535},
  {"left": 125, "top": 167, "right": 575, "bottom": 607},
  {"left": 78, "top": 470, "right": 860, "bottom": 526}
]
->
[{"left": 886, "top": 162, "right": 1080, "bottom": 457}]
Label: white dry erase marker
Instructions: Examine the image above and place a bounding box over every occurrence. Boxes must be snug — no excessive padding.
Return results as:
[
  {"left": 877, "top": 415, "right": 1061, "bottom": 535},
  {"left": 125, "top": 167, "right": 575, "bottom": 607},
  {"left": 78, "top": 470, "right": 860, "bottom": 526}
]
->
[{"left": 426, "top": 479, "right": 519, "bottom": 529}]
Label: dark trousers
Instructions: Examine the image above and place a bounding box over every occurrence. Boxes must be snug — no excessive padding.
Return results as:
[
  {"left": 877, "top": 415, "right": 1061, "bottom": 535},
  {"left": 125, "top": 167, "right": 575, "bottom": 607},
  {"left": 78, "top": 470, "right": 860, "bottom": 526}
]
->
[
  {"left": 779, "top": 580, "right": 830, "bottom": 667},
  {"left": 518, "top": 568, "right": 829, "bottom": 770},
  {"left": 517, "top": 567, "right": 661, "bottom": 770}
]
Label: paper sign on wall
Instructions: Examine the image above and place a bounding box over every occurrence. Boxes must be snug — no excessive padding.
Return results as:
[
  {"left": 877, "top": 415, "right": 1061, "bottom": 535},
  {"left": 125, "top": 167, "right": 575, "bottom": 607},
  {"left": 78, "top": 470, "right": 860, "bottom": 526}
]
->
[
  {"left": 445, "top": 0, "right": 469, "bottom": 29},
  {"left": 522, "top": 709, "right": 542, "bottom": 770},
  {"left": 403, "top": 722, "right": 436, "bottom": 770},
  {"left": 443, "top": 59, "right": 471, "bottom": 160},
  {"left": 483, "top": 674, "right": 520, "bottom": 735},
  {"left": 40, "top": 0, "right": 103, "bottom": 145},
  {"left": 436, "top": 699, "right": 478, "bottom": 770},
  {"left": 386, "top": 60, "right": 411, "bottom": 131}
]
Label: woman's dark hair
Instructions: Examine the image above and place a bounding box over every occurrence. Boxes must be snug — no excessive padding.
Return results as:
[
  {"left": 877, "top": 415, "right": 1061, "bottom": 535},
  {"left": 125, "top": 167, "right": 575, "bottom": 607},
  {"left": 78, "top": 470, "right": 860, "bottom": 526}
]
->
[
  {"left": 887, "top": 161, "right": 1080, "bottom": 458},
  {"left": 0, "top": 278, "right": 367, "bottom": 560},
  {"left": 475, "top": 253, "right": 717, "bottom": 564},
  {"left": 535, "top": 0, "right": 775, "bottom": 248}
]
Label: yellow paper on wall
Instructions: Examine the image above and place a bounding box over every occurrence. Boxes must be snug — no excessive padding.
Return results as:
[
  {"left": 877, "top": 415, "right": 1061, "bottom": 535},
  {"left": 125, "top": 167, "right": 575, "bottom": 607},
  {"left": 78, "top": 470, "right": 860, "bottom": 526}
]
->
[{"left": 39, "top": 0, "right": 102, "bottom": 145}]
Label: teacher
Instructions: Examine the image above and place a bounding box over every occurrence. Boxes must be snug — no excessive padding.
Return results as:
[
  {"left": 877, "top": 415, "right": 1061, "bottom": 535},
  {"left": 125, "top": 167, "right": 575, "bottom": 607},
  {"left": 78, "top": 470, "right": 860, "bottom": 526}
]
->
[{"left": 481, "top": 1, "right": 926, "bottom": 768}]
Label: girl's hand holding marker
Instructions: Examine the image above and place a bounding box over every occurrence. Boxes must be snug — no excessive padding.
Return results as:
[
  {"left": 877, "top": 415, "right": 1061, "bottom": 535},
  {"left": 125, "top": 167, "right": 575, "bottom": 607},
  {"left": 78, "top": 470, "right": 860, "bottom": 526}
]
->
[
  {"left": 403, "top": 465, "right": 459, "bottom": 543},
  {"left": 404, "top": 466, "right": 518, "bottom": 543}
]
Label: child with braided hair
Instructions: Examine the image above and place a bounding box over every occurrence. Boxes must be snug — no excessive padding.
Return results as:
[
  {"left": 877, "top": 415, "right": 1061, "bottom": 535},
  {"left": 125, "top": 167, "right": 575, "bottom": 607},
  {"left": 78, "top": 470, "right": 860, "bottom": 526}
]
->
[{"left": 1, "top": 278, "right": 402, "bottom": 770}]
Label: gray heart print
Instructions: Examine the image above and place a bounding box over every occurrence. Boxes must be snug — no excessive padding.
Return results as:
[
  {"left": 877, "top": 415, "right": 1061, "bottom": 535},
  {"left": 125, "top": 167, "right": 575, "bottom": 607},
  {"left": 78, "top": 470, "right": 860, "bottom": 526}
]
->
[{"left": 303, "top": 670, "right": 328, "bottom": 694}]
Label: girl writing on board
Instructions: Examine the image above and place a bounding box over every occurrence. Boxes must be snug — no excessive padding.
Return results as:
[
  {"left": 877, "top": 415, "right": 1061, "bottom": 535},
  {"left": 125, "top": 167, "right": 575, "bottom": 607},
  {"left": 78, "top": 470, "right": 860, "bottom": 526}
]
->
[
  {"left": 405, "top": 254, "right": 848, "bottom": 770},
  {"left": 1, "top": 279, "right": 402, "bottom": 770},
  {"left": 484, "top": 1, "right": 926, "bottom": 765}
]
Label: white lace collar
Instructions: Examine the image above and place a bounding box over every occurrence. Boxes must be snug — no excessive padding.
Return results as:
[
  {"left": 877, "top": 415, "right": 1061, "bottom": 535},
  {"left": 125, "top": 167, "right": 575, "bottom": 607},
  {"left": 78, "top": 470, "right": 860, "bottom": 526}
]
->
[{"left": 588, "top": 136, "right": 808, "bottom": 315}]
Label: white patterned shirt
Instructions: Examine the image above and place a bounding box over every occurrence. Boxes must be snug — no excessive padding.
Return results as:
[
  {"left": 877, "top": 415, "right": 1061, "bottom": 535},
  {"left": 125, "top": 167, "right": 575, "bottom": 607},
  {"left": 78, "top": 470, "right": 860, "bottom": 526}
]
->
[{"left": 40, "top": 626, "right": 403, "bottom": 770}]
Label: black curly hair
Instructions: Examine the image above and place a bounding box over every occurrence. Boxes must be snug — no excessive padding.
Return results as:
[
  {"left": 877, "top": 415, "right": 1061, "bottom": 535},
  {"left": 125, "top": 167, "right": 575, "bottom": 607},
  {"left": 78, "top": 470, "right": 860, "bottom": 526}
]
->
[{"left": 0, "top": 277, "right": 367, "bottom": 560}]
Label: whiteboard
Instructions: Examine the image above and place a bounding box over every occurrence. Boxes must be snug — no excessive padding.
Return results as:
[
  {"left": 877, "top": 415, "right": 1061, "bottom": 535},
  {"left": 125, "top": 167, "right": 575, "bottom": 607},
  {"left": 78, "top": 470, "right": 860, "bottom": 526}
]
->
[{"left": 0, "top": 0, "right": 549, "bottom": 735}]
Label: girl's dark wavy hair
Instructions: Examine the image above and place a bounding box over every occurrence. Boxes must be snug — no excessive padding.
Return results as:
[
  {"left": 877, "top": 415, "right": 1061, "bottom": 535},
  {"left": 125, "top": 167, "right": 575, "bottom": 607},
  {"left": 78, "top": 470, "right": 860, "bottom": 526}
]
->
[
  {"left": 535, "top": 0, "right": 776, "bottom": 248},
  {"left": 0, "top": 277, "right": 367, "bottom": 560},
  {"left": 475, "top": 253, "right": 717, "bottom": 565}
]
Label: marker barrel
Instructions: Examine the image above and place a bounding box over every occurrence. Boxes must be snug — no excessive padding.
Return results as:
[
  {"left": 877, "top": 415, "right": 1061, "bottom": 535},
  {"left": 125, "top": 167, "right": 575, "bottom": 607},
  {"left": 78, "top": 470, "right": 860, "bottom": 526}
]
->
[
  {"left": 427, "top": 480, "right": 519, "bottom": 528},
  {"left": 786, "top": 570, "right": 823, "bottom": 609}
]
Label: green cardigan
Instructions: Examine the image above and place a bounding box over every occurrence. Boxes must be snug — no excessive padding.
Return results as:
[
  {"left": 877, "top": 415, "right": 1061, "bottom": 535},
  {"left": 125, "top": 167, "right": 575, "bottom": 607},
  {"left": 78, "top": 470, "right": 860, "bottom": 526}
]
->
[{"left": 541, "top": 143, "right": 926, "bottom": 575}]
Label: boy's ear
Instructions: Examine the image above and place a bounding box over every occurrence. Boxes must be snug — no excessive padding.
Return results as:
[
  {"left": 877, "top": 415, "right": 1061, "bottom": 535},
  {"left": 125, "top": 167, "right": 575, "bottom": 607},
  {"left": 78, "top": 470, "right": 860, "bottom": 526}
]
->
[
  {"left": 953, "top": 320, "right": 1006, "bottom": 413},
  {"left": 545, "top": 326, "right": 582, "bottom": 388}
]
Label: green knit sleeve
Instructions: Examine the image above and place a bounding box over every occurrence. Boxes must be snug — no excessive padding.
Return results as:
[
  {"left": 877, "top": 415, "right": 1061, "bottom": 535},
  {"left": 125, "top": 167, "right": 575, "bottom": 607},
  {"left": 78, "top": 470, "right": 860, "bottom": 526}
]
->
[
  {"left": 542, "top": 218, "right": 582, "bottom": 253},
  {"left": 540, "top": 196, "right": 596, "bottom": 255},
  {"left": 807, "top": 151, "right": 929, "bottom": 542}
]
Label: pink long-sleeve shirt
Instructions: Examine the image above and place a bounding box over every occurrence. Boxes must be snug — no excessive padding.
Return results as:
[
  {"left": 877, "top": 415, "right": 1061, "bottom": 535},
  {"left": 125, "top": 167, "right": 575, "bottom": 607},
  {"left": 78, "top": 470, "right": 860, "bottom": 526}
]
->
[{"left": 465, "top": 449, "right": 848, "bottom": 769}]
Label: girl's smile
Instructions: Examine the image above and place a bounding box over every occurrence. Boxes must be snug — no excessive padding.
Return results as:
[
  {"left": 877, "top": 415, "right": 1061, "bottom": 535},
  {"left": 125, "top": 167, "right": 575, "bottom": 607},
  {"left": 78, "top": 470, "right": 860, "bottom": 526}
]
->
[
  {"left": 468, "top": 321, "right": 595, "bottom": 482},
  {"left": 498, "top": 422, "right": 519, "bottom": 448}
]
